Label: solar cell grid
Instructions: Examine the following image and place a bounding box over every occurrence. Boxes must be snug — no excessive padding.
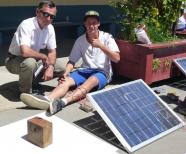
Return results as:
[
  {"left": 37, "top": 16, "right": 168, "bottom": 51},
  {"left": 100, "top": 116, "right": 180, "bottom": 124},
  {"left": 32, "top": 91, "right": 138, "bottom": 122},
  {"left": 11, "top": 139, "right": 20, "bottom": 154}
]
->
[
  {"left": 174, "top": 57, "right": 186, "bottom": 75},
  {"left": 87, "top": 79, "right": 185, "bottom": 152}
]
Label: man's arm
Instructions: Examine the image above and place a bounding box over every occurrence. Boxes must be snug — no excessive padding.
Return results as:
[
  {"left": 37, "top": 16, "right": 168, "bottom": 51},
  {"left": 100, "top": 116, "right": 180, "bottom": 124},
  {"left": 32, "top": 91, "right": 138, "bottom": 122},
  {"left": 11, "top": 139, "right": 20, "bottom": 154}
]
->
[
  {"left": 99, "top": 44, "right": 120, "bottom": 63},
  {"left": 43, "top": 49, "right": 56, "bottom": 81},
  {"left": 47, "top": 49, "right": 56, "bottom": 66},
  {"left": 91, "top": 38, "right": 120, "bottom": 63},
  {"left": 21, "top": 45, "right": 57, "bottom": 81},
  {"left": 64, "top": 61, "right": 75, "bottom": 77},
  {"left": 57, "top": 61, "right": 74, "bottom": 84},
  {"left": 20, "top": 45, "right": 48, "bottom": 63}
]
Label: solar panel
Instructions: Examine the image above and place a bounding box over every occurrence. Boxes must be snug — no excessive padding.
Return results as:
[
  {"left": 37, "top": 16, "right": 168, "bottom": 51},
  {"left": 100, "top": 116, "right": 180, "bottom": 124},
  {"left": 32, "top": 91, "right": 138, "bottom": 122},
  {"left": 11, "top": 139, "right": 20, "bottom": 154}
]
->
[
  {"left": 174, "top": 57, "right": 186, "bottom": 75},
  {"left": 87, "top": 79, "right": 185, "bottom": 153}
]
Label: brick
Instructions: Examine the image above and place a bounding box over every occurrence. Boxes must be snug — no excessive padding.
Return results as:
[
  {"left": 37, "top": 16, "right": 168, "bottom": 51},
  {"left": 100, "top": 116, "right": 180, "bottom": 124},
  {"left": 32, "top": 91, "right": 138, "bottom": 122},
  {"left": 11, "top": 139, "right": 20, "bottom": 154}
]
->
[{"left": 26, "top": 116, "right": 52, "bottom": 148}]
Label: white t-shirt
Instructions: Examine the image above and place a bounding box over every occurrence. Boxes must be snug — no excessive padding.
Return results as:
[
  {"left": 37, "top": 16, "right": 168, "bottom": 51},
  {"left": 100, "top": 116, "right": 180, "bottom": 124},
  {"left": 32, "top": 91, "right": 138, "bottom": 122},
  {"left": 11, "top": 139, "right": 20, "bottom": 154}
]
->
[
  {"left": 176, "top": 15, "right": 186, "bottom": 30},
  {"left": 9, "top": 17, "right": 56, "bottom": 56},
  {"left": 69, "top": 31, "right": 119, "bottom": 82}
]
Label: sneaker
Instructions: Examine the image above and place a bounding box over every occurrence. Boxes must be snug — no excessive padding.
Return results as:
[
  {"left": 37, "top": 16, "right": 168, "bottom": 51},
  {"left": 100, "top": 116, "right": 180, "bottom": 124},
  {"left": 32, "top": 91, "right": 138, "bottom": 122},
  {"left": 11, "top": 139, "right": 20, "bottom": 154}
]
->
[
  {"left": 47, "top": 99, "right": 66, "bottom": 115},
  {"left": 20, "top": 93, "right": 50, "bottom": 110}
]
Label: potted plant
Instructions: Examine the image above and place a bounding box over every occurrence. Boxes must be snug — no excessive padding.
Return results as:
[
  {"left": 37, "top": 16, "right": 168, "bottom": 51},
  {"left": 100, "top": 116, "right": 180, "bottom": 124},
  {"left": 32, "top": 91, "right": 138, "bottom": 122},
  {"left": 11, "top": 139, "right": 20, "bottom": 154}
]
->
[{"left": 109, "top": 0, "right": 186, "bottom": 84}]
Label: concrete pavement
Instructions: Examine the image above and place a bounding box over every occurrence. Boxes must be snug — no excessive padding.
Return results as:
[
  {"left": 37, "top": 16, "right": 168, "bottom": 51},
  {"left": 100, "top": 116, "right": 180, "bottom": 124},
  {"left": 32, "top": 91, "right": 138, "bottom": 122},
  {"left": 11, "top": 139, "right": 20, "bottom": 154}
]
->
[{"left": 0, "top": 63, "right": 186, "bottom": 153}]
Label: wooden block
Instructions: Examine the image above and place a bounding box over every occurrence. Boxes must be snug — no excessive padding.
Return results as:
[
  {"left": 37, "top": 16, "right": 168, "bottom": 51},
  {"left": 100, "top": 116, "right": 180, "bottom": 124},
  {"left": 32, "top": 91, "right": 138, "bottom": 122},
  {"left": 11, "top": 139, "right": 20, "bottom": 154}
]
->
[{"left": 26, "top": 116, "right": 52, "bottom": 148}]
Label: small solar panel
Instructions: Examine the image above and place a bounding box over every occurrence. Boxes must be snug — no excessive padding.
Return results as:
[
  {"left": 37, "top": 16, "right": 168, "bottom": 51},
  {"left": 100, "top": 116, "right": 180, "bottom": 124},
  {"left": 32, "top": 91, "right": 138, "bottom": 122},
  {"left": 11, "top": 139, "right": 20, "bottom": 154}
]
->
[
  {"left": 87, "top": 79, "right": 185, "bottom": 153},
  {"left": 174, "top": 57, "right": 186, "bottom": 75}
]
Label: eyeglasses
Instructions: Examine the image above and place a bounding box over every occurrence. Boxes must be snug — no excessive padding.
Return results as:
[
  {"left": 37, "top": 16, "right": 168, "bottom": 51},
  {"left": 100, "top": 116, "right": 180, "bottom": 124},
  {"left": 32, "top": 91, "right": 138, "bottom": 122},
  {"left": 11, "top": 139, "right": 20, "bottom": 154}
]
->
[{"left": 40, "top": 10, "right": 55, "bottom": 19}]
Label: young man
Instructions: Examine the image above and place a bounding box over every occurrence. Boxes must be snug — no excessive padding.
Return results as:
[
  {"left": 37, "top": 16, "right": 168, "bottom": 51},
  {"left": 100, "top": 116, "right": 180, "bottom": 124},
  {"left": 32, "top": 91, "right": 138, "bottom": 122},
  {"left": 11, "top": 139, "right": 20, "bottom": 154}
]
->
[
  {"left": 20, "top": 10, "right": 120, "bottom": 115},
  {"left": 5, "top": 0, "right": 62, "bottom": 94}
]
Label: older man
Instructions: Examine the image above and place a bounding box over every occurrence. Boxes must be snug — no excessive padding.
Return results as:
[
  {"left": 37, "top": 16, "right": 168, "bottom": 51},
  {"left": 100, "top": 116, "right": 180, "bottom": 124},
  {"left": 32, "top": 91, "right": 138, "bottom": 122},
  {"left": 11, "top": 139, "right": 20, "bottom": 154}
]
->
[{"left": 5, "top": 0, "right": 62, "bottom": 94}]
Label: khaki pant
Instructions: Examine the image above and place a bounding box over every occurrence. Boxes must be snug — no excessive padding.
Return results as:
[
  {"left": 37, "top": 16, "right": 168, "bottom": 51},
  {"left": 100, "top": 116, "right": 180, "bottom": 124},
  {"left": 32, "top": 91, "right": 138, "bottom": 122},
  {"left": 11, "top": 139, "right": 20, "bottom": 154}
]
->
[{"left": 5, "top": 54, "right": 65, "bottom": 93}]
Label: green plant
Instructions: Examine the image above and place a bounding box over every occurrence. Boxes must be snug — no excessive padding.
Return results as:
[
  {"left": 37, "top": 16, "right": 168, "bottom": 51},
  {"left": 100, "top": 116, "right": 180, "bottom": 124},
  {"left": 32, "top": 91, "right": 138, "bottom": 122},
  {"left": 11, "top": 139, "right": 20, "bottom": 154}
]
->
[
  {"left": 109, "top": 0, "right": 186, "bottom": 43},
  {"left": 163, "top": 58, "right": 172, "bottom": 70},
  {"left": 152, "top": 58, "right": 161, "bottom": 71}
]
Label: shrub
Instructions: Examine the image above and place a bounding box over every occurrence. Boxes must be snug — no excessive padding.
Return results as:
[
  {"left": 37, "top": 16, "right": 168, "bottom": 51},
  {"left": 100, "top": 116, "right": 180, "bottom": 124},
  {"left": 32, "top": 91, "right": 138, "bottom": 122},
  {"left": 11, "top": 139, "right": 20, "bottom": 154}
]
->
[{"left": 109, "top": 0, "right": 186, "bottom": 43}]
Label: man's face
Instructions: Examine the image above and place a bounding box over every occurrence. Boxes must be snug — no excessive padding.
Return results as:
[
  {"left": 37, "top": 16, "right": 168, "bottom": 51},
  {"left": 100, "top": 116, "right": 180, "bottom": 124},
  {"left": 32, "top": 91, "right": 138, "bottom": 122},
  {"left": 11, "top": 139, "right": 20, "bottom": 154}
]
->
[
  {"left": 37, "top": 4, "right": 57, "bottom": 28},
  {"left": 84, "top": 17, "right": 100, "bottom": 37}
]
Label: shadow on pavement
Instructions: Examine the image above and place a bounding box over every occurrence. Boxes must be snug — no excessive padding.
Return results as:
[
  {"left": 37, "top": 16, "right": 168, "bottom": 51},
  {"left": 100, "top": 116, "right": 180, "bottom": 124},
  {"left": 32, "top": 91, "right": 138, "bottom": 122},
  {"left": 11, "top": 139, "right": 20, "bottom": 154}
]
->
[
  {"left": 0, "top": 81, "right": 20, "bottom": 102},
  {"left": 74, "top": 111, "right": 126, "bottom": 152},
  {"left": 16, "top": 106, "right": 44, "bottom": 110},
  {"left": 160, "top": 95, "right": 186, "bottom": 115},
  {"left": 0, "top": 81, "right": 54, "bottom": 102}
]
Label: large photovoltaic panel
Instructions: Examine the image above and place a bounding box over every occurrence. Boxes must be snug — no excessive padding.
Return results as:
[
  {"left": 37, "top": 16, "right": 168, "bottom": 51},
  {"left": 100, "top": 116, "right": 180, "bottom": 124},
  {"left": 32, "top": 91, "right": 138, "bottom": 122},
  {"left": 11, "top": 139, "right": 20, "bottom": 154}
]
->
[
  {"left": 87, "top": 79, "right": 185, "bottom": 153},
  {"left": 174, "top": 57, "right": 186, "bottom": 75}
]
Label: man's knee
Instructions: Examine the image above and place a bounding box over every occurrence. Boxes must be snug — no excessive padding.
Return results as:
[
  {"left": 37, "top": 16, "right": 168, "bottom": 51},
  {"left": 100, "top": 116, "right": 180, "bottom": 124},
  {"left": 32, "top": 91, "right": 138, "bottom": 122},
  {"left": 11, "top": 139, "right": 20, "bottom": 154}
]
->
[
  {"left": 20, "top": 58, "right": 37, "bottom": 71},
  {"left": 86, "top": 76, "right": 100, "bottom": 88},
  {"left": 58, "top": 76, "right": 76, "bottom": 88}
]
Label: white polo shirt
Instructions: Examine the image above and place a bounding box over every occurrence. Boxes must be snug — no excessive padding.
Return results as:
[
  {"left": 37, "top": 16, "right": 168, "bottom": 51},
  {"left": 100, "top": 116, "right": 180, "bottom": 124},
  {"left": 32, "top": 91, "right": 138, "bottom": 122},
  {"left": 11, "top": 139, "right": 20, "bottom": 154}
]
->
[
  {"left": 69, "top": 31, "right": 119, "bottom": 82},
  {"left": 9, "top": 17, "right": 56, "bottom": 56}
]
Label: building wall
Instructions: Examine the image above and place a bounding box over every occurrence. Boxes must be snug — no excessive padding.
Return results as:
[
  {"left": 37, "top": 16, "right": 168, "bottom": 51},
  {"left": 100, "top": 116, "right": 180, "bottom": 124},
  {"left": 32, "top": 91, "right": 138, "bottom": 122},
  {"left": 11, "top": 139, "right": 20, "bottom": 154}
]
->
[
  {"left": 0, "top": 0, "right": 117, "bottom": 47},
  {"left": 0, "top": 0, "right": 108, "bottom": 6}
]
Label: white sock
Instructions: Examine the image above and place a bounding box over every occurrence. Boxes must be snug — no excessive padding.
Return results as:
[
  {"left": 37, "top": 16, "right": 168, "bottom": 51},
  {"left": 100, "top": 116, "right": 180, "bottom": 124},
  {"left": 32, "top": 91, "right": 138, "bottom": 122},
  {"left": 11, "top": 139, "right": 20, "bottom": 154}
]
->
[
  {"left": 61, "top": 98, "right": 68, "bottom": 105},
  {"left": 44, "top": 96, "right": 67, "bottom": 106},
  {"left": 44, "top": 95, "right": 50, "bottom": 101}
]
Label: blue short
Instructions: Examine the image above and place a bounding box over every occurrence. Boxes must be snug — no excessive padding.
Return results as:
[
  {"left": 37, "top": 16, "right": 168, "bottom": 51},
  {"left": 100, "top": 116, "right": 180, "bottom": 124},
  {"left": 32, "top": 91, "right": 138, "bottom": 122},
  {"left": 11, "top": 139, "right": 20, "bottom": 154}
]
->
[{"left": 69, "top": 68, "right": 107, "bottom": 90}]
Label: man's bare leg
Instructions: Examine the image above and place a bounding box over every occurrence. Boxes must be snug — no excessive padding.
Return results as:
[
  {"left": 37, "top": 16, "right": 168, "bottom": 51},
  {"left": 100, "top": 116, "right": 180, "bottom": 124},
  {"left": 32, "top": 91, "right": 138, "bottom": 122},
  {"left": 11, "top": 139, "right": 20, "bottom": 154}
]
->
[
  {"left": 48, "top": 76, "right": 99, "bottom": 115},
  {"left": 62, "top": 76, "right": 99, "bottom": 104},
  {"left": 20, "top": 76, "right": 75, "bottom": 110},
  {"left": 20, "top": 76, "right": 99, "bottom": 114},
  {"left": 47, "top": 76, "right": 75, "bottom": 99}
]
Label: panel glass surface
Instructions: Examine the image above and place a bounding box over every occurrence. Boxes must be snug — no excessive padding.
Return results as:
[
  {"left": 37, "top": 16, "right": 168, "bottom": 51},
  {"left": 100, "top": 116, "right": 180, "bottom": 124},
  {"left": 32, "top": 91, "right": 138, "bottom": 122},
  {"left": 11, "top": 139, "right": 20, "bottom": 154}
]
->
[
  {"left": 88, "top": 80, "right": 184, "bottom": 152},
  {"left": 174, "top": 58, "right": 186, "bottom": 75}
]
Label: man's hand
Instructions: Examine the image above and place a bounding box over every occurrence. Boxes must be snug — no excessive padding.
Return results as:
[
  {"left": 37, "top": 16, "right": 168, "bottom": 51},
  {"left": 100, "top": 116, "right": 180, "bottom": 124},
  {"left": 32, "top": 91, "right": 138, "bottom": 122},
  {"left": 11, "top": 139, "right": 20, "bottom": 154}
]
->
[
  {"left": 42, "top": 56, "right": 50, "bottom": 67},
  {"left": 42, "top": 65, "right": 54, "bottom": 81},
  {"left": 91, "top": 38, "right": 103, "bottom": 48},
  {"left": 57, "top": 72, "right": 69, "bottom": 85},
  {"left": 90, "top": 38, "right": 120, "bottom": 63}
]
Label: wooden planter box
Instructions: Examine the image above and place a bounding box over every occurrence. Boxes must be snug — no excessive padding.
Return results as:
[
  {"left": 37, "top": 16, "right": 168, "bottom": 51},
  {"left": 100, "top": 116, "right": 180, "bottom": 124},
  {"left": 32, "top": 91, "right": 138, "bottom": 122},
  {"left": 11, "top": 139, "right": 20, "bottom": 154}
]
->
[{"left": 113, "top": 39, "right": 186, "bottom": 84}]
